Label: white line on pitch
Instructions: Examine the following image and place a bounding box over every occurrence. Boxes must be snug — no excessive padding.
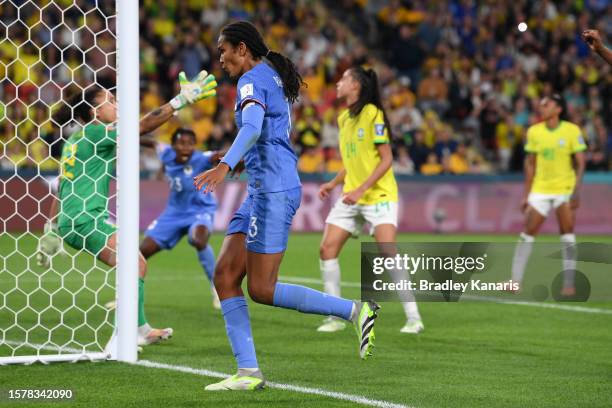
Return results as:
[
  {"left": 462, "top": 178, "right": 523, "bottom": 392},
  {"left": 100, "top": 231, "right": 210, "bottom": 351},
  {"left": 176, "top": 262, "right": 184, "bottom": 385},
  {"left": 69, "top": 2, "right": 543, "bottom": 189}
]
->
[
  {"left": 1, "top": 341, "right": 411, "bottom": 408},
  {"left": 135, "top": 359, "right": 411, "bottom": 408}
]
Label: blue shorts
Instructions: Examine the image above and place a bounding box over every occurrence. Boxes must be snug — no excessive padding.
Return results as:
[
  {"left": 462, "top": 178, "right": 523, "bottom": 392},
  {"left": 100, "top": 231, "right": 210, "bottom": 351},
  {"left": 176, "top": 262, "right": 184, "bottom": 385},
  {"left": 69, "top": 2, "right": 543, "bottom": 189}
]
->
[
  {"left": 145, "top": 210, "right": 214, "bottom": 250},
  {"left": 227, "top": 187, "right": 302, "bottom": 254}
]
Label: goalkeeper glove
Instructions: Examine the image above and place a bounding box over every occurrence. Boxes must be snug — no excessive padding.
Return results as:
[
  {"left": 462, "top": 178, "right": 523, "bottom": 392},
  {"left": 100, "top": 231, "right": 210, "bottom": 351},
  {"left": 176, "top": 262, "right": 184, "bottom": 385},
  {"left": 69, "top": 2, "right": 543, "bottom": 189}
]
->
[
  {"left": 170, "top": 70, "right": 217, "bottom": 110},
  {"left": 36, "top": 222, "right": 62, "bottom": 268}
]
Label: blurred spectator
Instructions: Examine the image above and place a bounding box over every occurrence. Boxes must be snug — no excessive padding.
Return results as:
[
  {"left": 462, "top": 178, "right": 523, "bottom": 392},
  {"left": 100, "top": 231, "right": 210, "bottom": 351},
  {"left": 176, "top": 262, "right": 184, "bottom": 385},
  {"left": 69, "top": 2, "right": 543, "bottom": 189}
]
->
[
  {"left": 298, "top": 146, "right": 324, "bottom": 174},
  {"left": 320, "top": 109, "right": 339, "bottom": 150},
  {"left": 417, "top": 68, "right": 449, "bottom": 117},
  {"left": 420, "top": 152, "right": 444, "bottom": 175},
  {"left": 393, "top": 146, "right": 414, "bottom": 175},
  {"left": 433, "top": 125, "right": 458, "bottom": 162},
  {"left": 496, "top": 113, "right": 523, "bottom": 171},
  {"left": 295, "top": 106, "right": 322, "bottom": 153},
  {"left": 408, "top": 129, "right": 431, "bottom": 173},
  {"left": 445, "top": 143, "right": 469, "bottom": 175},
  {"left": 390, "top": 24, "right": 425, "bottom": 89},
  {"left": 141, "top": 148, "right": 162, "bottom": 173},
  {"left": 325, "top": 148, "right": 343, "bottom": 173},
  {"left": 2, "top": 0, "right": 610, "bottom": 177},
  {"left": 479, "top": 97, "right": 502, "bottom": 156},
  {"left": 191, "top": 108, "right": 214, "bottom": 147},
  {"left": 178, "top": 30, "right": 211, "bottom": 79}
]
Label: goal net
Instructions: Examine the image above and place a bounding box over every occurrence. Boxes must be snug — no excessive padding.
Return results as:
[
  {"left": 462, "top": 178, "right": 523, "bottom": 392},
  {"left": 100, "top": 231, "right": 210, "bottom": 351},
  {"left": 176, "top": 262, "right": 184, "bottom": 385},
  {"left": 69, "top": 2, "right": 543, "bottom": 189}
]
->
[{"left": 1, "top": 0, "right": 137, "bottom": 365}]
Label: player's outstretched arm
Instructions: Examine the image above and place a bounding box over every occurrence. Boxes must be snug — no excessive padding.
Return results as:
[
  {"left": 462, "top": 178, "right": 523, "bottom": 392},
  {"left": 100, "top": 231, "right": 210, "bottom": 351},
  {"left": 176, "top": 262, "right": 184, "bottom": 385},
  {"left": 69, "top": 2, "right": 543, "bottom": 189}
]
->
[
  {"left": 139, "top": 70, "right": 218, "bottom": 135},
  {"left": 582, "top": 29, "right": 612, "bottom": 66}
]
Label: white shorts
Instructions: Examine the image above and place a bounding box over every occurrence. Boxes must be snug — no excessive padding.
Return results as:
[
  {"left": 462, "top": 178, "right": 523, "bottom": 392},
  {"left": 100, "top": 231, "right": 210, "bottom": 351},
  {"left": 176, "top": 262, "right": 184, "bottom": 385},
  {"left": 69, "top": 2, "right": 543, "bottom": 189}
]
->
[
  {"left": 325, "top": 199, "right": 398, "bottom": 236},
  {"left": 527, "top": 193, "right": 571, "bottom": 217}
]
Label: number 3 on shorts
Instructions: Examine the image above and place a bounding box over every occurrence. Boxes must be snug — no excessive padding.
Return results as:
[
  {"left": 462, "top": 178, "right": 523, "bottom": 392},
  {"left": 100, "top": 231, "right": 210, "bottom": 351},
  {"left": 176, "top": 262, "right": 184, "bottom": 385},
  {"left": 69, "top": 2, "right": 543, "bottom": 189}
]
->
[{"left": 248, "top": 216, "right": 258, "bottom": 238}]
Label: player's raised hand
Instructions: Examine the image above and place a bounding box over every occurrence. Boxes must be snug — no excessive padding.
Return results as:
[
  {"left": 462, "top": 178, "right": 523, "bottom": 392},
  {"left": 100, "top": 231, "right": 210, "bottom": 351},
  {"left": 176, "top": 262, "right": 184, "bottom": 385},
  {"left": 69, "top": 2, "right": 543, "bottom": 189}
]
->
[
  {"left": 194, "top": 163, "right": 230, "bottom": 193},
  {"left": 582, "top": 29, "right": 603, "bottom": 52},
  {"left": 170, "top": 70, "right": 218, "bottom": 110}
]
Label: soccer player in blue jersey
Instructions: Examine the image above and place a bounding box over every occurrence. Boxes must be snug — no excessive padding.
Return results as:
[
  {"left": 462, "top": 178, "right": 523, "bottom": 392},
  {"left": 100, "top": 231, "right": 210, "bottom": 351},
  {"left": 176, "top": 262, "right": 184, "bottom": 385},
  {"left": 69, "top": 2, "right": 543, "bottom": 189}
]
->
[
  {"left": 140, "top": 128, "right": 221, "bottom": 309},
  {"left": 194, "top": 21, "right": 380, "bottom": 391}
]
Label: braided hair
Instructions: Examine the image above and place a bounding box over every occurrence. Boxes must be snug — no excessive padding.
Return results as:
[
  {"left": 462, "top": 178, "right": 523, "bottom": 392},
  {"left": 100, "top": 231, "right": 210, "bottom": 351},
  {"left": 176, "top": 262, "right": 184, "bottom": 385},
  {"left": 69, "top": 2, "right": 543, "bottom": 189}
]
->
[{"left": 221, "top": 21, "right": 304, "bottom": 103}]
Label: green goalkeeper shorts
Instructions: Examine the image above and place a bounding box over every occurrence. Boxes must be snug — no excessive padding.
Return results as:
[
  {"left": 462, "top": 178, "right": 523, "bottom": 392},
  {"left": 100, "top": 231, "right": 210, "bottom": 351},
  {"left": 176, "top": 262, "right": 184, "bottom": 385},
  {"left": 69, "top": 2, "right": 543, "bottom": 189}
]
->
[{"left": 58, "top": 217, "right": 117, "bottom": 256}]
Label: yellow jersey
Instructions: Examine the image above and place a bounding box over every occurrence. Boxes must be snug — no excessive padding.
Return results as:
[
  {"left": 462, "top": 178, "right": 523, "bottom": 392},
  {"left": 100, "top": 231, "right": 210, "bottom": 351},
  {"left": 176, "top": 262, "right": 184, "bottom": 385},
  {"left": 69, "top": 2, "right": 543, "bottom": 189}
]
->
[
  {"left": 525, "top": 120, "right": 586, "bottom": 195},
  {"left": 338, "top": 104, "right": 398, "bottom": 205}
]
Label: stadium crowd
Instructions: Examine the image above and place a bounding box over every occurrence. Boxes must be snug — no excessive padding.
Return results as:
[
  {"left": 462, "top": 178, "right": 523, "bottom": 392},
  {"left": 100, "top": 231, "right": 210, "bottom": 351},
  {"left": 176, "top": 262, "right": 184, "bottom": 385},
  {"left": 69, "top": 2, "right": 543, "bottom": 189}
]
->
[{"left": 1, "top": 0, "right": 610, "bottom": 176}]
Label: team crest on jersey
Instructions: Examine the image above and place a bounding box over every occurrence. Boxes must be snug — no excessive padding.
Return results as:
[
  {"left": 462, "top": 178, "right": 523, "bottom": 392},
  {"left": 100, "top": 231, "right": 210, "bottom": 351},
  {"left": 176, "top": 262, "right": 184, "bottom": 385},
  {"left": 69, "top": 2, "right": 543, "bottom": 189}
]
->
[
  {"left": 240, "top": 83, "right": 254, "bottom": 99},
  {"left": 558, "top": 139, "right": 566, "bottom": 147},
  {"left": 375, "top": 124, "right": 385, "bottom": 136},
  {"left": 183, "top": 165, "right": 193, "bottom": 176},
  {"left": 357, "top": 128, "right": 365, "bottom": 140}
]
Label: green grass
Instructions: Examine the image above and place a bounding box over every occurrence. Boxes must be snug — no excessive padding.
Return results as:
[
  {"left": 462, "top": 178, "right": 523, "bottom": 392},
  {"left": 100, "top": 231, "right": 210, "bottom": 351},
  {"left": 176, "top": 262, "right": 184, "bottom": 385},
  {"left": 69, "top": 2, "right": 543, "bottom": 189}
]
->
[{"left": 1, "top": 233, "right": 612, "bottom": 407}]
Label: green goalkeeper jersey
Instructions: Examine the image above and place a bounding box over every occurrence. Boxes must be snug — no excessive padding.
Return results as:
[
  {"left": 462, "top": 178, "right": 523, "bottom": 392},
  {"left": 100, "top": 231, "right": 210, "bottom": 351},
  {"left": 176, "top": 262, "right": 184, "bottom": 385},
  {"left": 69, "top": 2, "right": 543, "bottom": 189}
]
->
[{"left": 58, "top": 123, "right": 117, "bottom": 228}]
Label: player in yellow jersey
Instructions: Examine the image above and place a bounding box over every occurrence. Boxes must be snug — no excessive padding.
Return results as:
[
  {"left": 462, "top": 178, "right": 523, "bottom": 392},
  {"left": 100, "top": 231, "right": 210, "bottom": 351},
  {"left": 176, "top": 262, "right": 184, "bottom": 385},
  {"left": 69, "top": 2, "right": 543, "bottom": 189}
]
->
[
  {"left": 317, "top": 66, "right": 423, "bottom": 334},
  {"left": 510, "top": 94, "right": 586, "bottom": 296}
]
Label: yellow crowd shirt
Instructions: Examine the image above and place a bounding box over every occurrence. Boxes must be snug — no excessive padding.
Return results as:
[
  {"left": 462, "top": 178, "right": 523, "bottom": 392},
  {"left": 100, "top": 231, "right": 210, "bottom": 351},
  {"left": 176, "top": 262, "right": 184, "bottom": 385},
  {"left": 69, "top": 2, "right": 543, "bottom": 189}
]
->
[
  {"left": 525, "top": 120, "right": 586, "bottom": 195},
  {"left": 338, "top": 104, "right": 398, "bottom": 205}
]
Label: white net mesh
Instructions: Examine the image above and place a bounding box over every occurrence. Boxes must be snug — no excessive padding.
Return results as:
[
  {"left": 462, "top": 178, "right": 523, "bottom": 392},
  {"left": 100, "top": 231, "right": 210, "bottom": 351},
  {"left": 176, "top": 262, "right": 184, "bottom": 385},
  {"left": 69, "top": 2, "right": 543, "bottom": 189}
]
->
[{"left": 1, "top": 0, "right": 117, "bottom": 363}]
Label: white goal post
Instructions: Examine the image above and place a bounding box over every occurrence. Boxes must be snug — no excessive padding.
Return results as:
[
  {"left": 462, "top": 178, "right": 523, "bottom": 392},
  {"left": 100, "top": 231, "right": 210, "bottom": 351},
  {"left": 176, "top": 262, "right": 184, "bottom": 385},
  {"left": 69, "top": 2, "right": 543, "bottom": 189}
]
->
[{"left": 0, "top": 0, "right": 138, "bottom": 365}]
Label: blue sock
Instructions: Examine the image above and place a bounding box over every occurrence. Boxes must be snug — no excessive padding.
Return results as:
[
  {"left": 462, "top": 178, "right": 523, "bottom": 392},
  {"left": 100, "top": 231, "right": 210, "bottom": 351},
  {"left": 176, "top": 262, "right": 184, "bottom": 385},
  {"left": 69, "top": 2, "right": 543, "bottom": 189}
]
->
[
  {"left": 272, "top": 283, "right": 353, "bottom": 321},
  {"left": 197, "top": 245, "right": 215, "bottom": 282},
  {"left": 220, "top": 296, "right": 258, "bottom": 369}
]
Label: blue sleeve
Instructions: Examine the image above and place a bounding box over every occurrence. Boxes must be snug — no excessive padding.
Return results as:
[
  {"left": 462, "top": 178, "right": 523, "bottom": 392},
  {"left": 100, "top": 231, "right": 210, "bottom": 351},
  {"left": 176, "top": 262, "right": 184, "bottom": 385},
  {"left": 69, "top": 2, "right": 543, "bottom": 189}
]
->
[
  {"left": 221, "top": 103, "right": 265, "bottom": 169},
  {"left": 237, "top": 73, "right": 266, "bottom": 110}
]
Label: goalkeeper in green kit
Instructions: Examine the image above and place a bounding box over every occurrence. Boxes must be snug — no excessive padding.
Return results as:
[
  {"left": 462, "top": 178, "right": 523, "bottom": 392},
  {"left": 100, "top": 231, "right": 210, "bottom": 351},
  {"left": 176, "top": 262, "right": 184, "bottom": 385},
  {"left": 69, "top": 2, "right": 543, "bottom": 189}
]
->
[{"left": 41, "top": 71, "right": 217, "bottom": 346}]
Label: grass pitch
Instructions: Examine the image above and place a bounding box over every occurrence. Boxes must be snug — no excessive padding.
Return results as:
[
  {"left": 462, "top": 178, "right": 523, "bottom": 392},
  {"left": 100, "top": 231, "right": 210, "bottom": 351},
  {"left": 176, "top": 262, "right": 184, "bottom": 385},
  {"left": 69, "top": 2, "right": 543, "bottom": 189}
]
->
[{"left": 1, "top": 233, "right": 611, "bottom": 407}]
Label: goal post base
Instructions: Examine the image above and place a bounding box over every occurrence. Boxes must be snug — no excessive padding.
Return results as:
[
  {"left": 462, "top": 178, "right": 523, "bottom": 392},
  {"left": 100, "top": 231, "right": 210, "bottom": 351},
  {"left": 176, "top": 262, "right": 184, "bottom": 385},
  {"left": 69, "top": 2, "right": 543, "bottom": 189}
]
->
[{"left": 0, "top": 352, "right": 110, "bottom": 366}]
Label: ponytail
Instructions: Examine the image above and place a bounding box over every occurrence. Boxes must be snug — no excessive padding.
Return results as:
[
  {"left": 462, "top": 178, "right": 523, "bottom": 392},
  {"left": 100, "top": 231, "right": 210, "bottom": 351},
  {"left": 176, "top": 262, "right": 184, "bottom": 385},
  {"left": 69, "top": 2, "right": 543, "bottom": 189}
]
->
[
  {"left": 348, "top": 66, "right": 393, "bottom": 140},
  {"left": 221, "top": 21, "right": 305, "bottom": 103}
]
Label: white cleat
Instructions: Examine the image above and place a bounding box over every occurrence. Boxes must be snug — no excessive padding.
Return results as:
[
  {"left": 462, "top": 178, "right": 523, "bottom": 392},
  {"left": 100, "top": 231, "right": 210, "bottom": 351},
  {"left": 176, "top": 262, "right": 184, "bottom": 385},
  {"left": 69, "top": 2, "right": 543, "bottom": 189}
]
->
[
  {"left": 137, "top": 327, "right": 173, "bottom": 346},
  {"left": 400, "top": 319, "right": 425, "bottom": 334},
  {"left": 317, "top": 317, "right": 346, "bottom": 332}
]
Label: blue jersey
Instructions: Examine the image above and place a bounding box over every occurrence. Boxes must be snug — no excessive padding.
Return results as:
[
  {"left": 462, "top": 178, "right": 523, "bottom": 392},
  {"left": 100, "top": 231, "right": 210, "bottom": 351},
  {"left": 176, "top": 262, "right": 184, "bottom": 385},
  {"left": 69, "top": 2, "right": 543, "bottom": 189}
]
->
[
  {"left": 235, "top": 63, "right": 301, "bottom": 194},
  {"left": 157, "top": 144, "right": 217, "bottom": 214}
]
